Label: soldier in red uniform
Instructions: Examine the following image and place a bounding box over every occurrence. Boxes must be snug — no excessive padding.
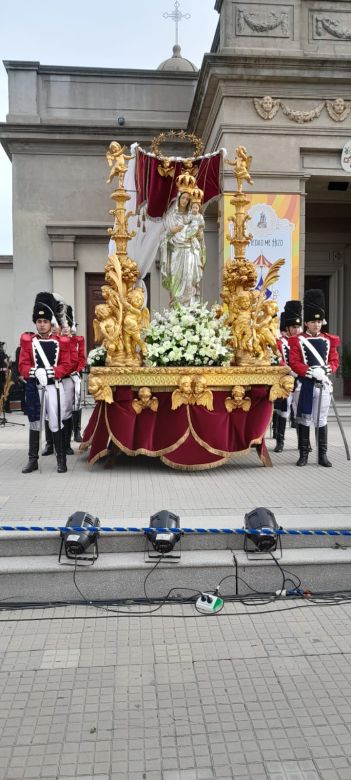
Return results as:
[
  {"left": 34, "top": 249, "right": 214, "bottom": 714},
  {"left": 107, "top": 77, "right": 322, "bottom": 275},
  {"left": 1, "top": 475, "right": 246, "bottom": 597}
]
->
[
  {"left": 273, "top": 301, "right": 302, "bottom": 453},
  {"left": 289, "top": 289, "right": 340, "bottom": 467},
  {"left": 19, "top": 292, "right": 71, "bottom": 473},
  {"left": 67, "top": 306, "right": 86, "bottom": 443}
]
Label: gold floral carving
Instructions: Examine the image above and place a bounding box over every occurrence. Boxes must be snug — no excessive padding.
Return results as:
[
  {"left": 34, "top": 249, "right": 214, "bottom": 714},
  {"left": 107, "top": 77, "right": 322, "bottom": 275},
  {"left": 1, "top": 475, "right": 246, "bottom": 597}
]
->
[
  {"left": 269, "top": 374, "right": 295, "bottom": 402},
  {"left": 132, "top": 387, "right": 159, "bottom": 414},
  {"left": 326, "top": 98, "right": 351, "bottom": 122},
  {"left": 225, "top": 386, "right": 252, "bottom": 413}
]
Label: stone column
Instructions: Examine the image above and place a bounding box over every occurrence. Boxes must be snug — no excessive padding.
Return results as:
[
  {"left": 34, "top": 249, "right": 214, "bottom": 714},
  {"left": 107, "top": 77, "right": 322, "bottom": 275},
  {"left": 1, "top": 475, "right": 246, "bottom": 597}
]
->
[{"left": 47, "top": 229, "right": 78, "bottom": 307}]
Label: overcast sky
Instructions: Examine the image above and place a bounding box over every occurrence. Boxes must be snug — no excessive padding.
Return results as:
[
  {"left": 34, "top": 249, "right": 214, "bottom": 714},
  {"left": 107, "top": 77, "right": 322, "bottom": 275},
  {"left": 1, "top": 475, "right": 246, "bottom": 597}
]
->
[{"left": 0, "top": 0, "right": 218, "bottom": 253}]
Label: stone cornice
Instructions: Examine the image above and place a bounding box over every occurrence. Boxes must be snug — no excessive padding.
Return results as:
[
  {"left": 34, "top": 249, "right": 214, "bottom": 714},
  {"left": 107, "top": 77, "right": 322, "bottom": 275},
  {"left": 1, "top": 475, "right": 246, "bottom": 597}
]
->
[
  {"left": 0, "top": 255, "right": 13, "bottom": 269},
  {"left": 3, "top": 60, "right": 198, "bottom": 83},
  {"left": 0, "top": 123, "right": 190, "bottom": 159},
  {"left": 46, "top": 222, "right": 110, "bottom": 241}
]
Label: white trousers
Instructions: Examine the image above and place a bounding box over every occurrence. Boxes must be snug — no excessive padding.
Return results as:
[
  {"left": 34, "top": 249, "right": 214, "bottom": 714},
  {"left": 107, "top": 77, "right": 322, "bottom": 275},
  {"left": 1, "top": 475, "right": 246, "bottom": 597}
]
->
[
  {"left": 62, "top": 376, "right": 75, "bottom": 420},
  {"left": 293, "top": 381, "right": 331, "bottom": 428},
  {"left": 30, "top": 384, "right": 66, "bottom": 432}
]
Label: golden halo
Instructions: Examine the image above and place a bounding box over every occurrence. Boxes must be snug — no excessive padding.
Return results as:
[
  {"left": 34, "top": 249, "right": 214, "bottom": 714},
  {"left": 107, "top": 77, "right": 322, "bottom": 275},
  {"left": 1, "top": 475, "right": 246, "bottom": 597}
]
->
[{"left": 151, "top": 130, "right": 204, "bottom": 159}]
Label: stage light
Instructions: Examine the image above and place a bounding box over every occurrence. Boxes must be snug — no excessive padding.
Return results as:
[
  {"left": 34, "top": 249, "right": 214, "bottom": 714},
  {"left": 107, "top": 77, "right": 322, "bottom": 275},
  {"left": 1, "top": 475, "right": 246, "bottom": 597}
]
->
[
  {"left": 244, "top": 507, "right": 280, "bottom": 553},
  {"left": 59, "top": 511, "right": 100, "bottom": 562},
  {"left": 145, "top": 510, "right": 182, "bottom": 558}
]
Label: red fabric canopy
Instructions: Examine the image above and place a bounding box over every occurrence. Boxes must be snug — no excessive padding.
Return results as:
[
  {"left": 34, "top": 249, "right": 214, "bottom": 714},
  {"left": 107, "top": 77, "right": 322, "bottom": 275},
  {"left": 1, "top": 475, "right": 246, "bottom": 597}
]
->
[
  {"left": 80, "top": 386, "right": 273, "bottom": 471},
  {"left": 135, "top": 148, "right": 223, "bottom": 218}
]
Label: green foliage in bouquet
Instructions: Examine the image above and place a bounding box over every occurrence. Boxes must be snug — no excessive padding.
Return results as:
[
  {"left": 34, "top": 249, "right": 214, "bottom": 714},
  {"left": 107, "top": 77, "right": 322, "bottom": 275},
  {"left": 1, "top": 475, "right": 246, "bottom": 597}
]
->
[{"left": 143, "top": 303, "right": 233, "bottom": 367}]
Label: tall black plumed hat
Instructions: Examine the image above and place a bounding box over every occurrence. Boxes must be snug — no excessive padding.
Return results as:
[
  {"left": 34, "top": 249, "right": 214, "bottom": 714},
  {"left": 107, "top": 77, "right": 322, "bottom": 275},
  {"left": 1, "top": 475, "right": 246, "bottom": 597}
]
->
[
  {"left": 303, "top": 289, "right": 326, "bottom": 323},
  {"left": 284, "top": 299, "right": 302, "bottom": 327},
  {"left": 279, "top": 312, "right": 286, "bottom": 332},
  {"left": 66, "top": 305, "right": 75, "bottom": 328},
  {"left": 32, "top": 292, "right": 58, "bottom": 324},
  {"left": 53, "top": 293, "right": 68, "bottom": 328}
]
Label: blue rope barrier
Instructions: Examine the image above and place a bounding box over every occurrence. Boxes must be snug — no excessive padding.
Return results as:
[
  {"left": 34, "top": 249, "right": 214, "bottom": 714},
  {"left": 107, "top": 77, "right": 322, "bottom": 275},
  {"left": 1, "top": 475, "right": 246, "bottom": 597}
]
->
[{"left": 0, "top": 525, "right": 351, "bottom": 537}]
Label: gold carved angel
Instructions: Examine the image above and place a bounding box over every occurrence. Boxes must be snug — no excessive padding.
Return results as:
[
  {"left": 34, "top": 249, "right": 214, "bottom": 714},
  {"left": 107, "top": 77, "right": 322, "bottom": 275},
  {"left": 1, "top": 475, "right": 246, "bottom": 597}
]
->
[
  {"left": 193, "top": 376, "right": 213, "bottom": 411},
  {"left": 171, "top": 376, "right": 195, "bottom": 410},
  {"left": 106, "top": 141, "right": 134, "bottom": 187},
  {"left": 132, "top": 387, "right": 159, "bottom": 414},
  {"left": 157, "top": 158, "right": 176, "bottom": 178},
  {"left": 119, "top": 287, "right": 150, "bottom": 363},
  {"left": 225, "top": 386, "right": 251, "bottom": 413},
  {"left": 227, "top": 146, "right": 253, "bottom": 192}
]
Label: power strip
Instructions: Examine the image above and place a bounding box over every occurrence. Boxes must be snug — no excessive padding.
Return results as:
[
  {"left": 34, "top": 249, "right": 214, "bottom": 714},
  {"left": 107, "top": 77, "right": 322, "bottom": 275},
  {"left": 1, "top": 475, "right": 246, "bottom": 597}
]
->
[{"left": 196, "top": 593, "right": 224, "bottom": 614}]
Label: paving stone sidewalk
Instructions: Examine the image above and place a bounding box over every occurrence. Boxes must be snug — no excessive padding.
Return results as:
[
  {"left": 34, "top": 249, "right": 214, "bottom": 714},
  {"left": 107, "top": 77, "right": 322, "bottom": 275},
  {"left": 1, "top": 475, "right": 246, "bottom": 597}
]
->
[
  {"left": 1, "top": 600, "right": 351, "bottom": 780},
  {"left": 0, "top": 410, "right": 350, "bottom": 525}
]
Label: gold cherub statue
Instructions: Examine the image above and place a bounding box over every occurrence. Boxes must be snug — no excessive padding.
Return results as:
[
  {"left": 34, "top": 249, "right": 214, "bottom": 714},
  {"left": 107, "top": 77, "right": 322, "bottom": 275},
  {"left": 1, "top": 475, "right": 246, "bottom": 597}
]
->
[
  {"left": 171, "top": 375, "right": 195, "bottom": 410},
  {"left": 193, "top": 375, "right": 213, "bottom": 411},
  {"left": 254, "top": 299, "right": 280, "bottom": 358},
  {"left": 132, "top": 387, "right": 159, "bottom": 414},
  {"left": 119, "top": 287, "right": 150, "bottom": 365},
  {"left": 106, "top": 141, "right": 134, "bottom": 188},
  {"left": 157, "top": 158, "right": 176, "bottom": 178},
  {"left": 227, "top": 146, "right": 253, "bottom": 192},
  {"left": 225, "top": 385, "right": 251, "bottom": 413}
]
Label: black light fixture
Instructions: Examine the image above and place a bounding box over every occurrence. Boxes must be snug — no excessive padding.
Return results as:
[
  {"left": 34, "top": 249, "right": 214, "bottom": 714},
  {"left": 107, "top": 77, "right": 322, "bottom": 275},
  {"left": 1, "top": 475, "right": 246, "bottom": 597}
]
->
[
  {"left": 59, "top": 511, "right": 100, "bottom": 563},
  {"left": 244, "top": 507, "right": 281, "bottom": 554},
  {"left": 145, "top": 510, "right": 182, "bottom": 559}
]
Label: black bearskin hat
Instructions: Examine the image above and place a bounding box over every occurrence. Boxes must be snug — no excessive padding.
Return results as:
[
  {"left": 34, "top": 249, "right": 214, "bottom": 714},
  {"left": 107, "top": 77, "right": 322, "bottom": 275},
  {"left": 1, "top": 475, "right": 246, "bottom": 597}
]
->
[
  {"left": 279, "top": 312, "right": 286, "bottom": 332},
  {"left": 284, "top": 299, "right": 302, "bottom": 327},
  {"left": 304, "top": 289, "right": 326, "bottom": 324},
  {"left": 53, "top": 293, "right": 68, "bottom": 328},
  {"left": 66, "top": 305, "right": 74, "bottom": 328},
  {"left": 32, "top": 292, "right": 58, "bottom": 324}
]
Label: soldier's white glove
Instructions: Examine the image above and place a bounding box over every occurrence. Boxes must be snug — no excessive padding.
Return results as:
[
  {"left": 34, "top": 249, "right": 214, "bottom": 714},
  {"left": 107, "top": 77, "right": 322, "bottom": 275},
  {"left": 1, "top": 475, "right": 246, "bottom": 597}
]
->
[
  {"left": 35, "top": 368, "right": 48, "bottom": 387},
  {"left": 310, "top": 367, "right": 325, "bottom": 382}
]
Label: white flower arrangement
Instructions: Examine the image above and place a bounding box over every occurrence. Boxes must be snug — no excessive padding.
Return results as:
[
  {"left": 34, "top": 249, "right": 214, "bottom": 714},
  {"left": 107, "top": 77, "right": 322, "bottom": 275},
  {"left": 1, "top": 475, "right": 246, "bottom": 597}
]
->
[
  {"left": 143, "top": 303, "right": 233, "bottom": 367},
  {"left": 87, "top": 346, "right": 107, "bottom": 367}
]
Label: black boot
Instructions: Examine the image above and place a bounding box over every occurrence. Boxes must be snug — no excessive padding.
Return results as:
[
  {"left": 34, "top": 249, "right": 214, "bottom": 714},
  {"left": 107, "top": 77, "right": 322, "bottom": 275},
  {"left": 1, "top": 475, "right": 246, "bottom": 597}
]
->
[
  {"left": 318, "top": 426, "right": 332, "bottom": 467},
  {"left": 63, "top": 418, "right": 74, "bottom": 455},
  {"left": 42, "top": 421, "right": 54, "bottom": 456},
  {"left": 53, "top": 430, "right": 67, "bottom": 473},
  {"left": 22, "top": 430, "right": 39, "bottom": 473},
  {"left": 296, "top": 424, "right": 310, "bottom": 466},
  {"left": 72, "top": 409, "right": 83, "bottom": 443},
  {"left": 297, "top": 424, "right": 313, "bottom": 453},
  {"left": 290, "top": 406, "right": 296, "bottom": 429},
  {"left": 272, "top": 411, "right": 278, "bottom": 439},
  {"left": 274, "top": 416, "right": 286, "bottom": 453}
]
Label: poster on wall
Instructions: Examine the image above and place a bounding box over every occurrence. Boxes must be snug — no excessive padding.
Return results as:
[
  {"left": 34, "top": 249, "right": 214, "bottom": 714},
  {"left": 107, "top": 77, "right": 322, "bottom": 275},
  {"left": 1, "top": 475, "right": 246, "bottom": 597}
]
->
[{"left": 223, "top": 193, "right": 300, "bottom": 313}]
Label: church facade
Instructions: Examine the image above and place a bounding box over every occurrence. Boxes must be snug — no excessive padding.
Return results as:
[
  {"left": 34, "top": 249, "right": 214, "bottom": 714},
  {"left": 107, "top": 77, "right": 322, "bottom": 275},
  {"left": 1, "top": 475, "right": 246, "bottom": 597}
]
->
[{"left": 1, "top": 0, "right": 351, "bottom": 398}]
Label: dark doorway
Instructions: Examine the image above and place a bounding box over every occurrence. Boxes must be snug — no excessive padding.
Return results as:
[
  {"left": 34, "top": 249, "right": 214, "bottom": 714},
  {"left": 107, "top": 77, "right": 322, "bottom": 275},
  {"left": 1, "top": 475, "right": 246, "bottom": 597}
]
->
[
  {"left": 304, "top": 275, "right": 330, "bottom": 328},
  {"left": 85, "top": 273, "right": 105, "bottom": 354}
]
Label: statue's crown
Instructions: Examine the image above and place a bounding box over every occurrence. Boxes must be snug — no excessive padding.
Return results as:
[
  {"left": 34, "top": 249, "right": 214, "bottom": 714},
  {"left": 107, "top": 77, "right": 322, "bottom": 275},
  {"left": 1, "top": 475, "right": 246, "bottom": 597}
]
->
[
  {"left": 191, "top": 185, "right": 204, "bottom": 204},
  {"left": 176, "top": 171, "right": 197, "bottom": 194}
]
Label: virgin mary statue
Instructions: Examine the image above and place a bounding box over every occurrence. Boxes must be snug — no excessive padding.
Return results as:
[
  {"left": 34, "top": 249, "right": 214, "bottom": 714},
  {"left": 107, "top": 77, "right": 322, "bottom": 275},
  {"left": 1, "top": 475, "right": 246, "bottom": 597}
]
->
[{"left": 160, "top": 190, "right": 206, "bottom": 307}]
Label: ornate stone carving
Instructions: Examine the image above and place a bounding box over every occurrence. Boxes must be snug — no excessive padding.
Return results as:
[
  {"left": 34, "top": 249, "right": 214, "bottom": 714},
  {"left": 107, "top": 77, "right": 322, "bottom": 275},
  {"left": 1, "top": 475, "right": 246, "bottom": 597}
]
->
[
  {"left": 254, "top": 96, "right": 280, "bottom": 120},
  {"left": 132, "top": 387, "right": 159, "bottom": 414},
  {"left": 225, "top": 386, "right": 251, "bottom": 413},
  {"left": 315, "top": 15, "right": 351, "bottom": 41},
  {"left": 280, "top": 101, "right": 325, "bottom": 124},
  {"left": 326, "top": 98, "right": 351, "bottom": 122},
  {"left": 237, "top": 8, "right": 289, "bottom": 35}
]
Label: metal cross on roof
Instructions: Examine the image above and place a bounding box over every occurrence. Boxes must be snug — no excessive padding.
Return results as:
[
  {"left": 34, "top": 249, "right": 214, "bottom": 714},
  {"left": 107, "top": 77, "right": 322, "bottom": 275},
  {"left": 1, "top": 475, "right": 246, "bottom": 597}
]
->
[{"left": 163, "top": 1, "right": 191, "bottom": 46}]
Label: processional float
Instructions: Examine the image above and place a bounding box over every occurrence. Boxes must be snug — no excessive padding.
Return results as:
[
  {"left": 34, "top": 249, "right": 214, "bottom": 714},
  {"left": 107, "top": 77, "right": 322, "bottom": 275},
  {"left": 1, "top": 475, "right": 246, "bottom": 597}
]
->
[{"left": 80, "top": 133, "right": 293, "bottom": 470}]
